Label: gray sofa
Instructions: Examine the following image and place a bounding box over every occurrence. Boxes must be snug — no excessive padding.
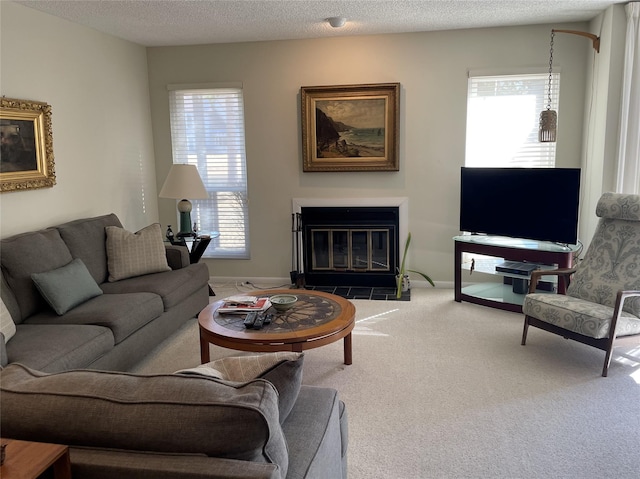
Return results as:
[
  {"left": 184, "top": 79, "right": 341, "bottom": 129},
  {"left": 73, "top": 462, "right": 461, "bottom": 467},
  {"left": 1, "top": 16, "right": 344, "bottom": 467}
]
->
[
  {"left": 0, "top": 213, "right": 210, "bottom": 372},
  {"left": 1, "top": 355, "right": 349, "bottom": 479},
  {"left": 0, "top": 214, "right": 349, "bottom": 478}
]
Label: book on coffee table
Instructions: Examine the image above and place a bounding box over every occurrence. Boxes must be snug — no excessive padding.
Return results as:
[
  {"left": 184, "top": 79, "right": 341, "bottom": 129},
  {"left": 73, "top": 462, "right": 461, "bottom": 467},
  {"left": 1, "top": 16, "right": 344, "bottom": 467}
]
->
[{"left": 218, "top": 297, "right": 272, "bottom": 313}]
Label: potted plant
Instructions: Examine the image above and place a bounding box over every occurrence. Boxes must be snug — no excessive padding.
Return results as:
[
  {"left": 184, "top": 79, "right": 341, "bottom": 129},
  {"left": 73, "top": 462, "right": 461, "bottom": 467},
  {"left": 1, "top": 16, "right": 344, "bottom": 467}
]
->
[{"left": 396, "top": 232, "right": 435, "bottom": 299}]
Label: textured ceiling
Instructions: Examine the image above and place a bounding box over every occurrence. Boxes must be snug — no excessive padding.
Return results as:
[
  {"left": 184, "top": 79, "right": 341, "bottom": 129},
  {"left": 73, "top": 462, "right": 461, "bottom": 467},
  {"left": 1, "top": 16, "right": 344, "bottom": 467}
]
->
[{"left": 15, "top": 0, "right": 624, "bottom": 47}]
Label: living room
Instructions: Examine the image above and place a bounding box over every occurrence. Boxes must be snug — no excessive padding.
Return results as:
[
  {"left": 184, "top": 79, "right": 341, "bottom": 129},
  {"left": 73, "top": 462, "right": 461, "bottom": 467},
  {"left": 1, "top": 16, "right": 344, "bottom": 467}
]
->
[
  {"left": 0, "top": 1, "right": 628, "bottom": 283},
  {"left": 1, "top": 2, "right": 638, "bottom": 478}
]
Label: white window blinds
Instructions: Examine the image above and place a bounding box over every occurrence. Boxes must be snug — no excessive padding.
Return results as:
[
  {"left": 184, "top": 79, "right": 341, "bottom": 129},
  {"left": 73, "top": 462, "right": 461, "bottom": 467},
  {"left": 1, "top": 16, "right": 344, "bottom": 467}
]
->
[
  {"left": 466, "top": 73, "right": 560, "bottom": 167},
  {"left": 168, "top": 87, "right": 249, "bottom": 259}
]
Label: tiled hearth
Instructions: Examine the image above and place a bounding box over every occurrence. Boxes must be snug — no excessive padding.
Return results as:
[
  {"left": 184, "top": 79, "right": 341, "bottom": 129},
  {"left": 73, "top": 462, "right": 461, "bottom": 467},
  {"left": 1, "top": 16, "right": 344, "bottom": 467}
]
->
[{"left": 304, "top": 285, "right": 410, "bottom": 301}]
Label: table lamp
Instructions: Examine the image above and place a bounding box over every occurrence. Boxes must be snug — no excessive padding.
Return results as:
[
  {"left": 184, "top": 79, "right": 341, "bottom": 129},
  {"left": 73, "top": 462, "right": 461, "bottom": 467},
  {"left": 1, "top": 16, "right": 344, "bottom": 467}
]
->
[{"left": 159, "top": 164, "right": 209, "bottom": 238}]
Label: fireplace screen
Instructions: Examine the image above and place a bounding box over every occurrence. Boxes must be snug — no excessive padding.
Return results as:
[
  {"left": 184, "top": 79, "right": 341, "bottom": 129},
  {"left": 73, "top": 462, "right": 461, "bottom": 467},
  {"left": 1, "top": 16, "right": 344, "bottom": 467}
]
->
[
  {"left": 300, "top": 206, "right": 399, "bottom": 287},
  {"left": 311, "top": 229, "right": 390, "bottom": 272}
]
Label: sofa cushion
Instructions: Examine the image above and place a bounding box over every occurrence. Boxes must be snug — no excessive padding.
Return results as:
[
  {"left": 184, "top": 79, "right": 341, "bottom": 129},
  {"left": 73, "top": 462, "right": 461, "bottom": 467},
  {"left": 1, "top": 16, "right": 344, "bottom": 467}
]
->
[
  {"left": 23, "top": 292, "right": 163, "bottom": 344},
  {"left": 177, "top": 352, "right": 304, "bottom": 422},
  {"left": 0, "top": 228, "right": 73, "bottom": 322},
  {"left": 57, "top": 213, "right": 123, "bottom": 284},
  {"left": 100, "top": 263, "right": 209, "bottom": 310},
  {"left": 1, "top": 296, "right": 16, "bottom": 342},
  {"left": 282, "top": 386, "right": 345, "bottom": 479},
  {"left": 31, "top": 259, "right": 103, "bottom": 315},
  {"left": 5, "top": 324, "right": 114, "bottom": 372},
  {"left": 106, "top": 224, "right": 171, "bottom": 282},
  {"left": 0, "top": 364, "right": 289, "bottom": 476}
]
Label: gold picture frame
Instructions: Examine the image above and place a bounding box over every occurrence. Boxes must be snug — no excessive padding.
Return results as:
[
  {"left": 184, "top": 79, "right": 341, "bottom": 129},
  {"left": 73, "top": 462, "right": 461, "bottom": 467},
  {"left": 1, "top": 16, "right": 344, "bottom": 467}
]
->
[
  {"left": 1, "top": 97, "right": 56, "bottom": 192},
  {"left": 301, "top": 83, "right": 400, "bottom": 172}
]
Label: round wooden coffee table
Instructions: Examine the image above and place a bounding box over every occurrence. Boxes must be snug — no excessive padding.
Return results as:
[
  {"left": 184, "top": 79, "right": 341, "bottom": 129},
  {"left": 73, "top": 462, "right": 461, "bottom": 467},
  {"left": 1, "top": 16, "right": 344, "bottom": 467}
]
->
[{"left": 198, "top": 289, "right": 356, "bottom": 365}]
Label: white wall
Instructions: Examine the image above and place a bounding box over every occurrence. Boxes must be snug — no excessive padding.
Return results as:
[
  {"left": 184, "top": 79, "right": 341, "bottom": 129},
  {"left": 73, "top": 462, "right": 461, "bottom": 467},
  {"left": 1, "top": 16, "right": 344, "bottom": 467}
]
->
[
  {"left": 580, "top": 4, "right": 627, "bottom": 245},
  {"left": 1, "top": 1, "right": 625, "bottom": 285},
  {"left": 148, "top": 23, "right": 593, "bottom": 283},
  {"left": 0, "top": 2, "right": 158, "bottom": 237}
]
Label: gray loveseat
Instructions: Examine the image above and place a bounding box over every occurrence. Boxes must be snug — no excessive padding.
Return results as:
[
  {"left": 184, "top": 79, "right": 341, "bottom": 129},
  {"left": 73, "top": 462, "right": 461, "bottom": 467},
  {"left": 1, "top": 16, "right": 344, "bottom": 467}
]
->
[
  {"left": 0, "top": 213, "right": 210, "bottom": 372},
  {"left": 1, "top": 354, "right": 349, "bottom": 479}
]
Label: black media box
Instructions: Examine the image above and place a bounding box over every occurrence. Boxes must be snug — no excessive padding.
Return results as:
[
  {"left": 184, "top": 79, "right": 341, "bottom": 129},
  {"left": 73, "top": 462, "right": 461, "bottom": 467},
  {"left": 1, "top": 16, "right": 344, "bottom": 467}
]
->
[{"left": 495, "top": 261, "right": 541, "bottom": 276}]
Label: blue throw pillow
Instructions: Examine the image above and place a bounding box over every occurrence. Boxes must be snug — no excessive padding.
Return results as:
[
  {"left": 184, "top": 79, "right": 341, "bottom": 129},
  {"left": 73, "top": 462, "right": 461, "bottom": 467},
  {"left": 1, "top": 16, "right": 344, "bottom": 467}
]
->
[{"left": 31, "top": 258, "right": 103, "bottom": 315}]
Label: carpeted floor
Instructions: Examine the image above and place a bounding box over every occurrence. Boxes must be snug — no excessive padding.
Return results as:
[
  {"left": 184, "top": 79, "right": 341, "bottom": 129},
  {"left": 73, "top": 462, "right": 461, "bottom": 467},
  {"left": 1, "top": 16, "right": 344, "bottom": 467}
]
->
[{"left": 133, "top": 285, "right": 640, "bottom": 479}]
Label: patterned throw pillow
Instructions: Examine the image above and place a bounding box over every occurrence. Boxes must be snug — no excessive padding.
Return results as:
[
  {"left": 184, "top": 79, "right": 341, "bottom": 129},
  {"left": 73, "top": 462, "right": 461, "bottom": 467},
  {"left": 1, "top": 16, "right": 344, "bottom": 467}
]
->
[
  {"left": 176, "top": 352, "right": 304, "bottom": 422},
  {"left": 0, "top": 297, "right": 16, "bottom": 342},
  {"left": 105, "top": 223, "right": 171, "bottom": 282}
]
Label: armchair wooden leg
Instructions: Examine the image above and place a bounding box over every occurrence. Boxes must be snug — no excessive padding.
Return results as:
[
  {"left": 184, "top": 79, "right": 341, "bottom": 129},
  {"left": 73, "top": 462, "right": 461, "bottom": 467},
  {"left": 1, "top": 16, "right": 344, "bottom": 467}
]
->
[
  {"left": 602, "top": 346, "right": 614, "bottom": 377},
  {"left": 521, "top": 316, "right": 530, "bottom": 346}
]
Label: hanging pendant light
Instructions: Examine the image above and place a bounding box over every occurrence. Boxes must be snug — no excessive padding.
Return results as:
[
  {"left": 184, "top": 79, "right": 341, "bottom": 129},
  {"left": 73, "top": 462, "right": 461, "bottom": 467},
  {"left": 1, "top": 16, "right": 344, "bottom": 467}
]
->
[{"left": 539, "top": 30, "right": 557, "bottom": 143}]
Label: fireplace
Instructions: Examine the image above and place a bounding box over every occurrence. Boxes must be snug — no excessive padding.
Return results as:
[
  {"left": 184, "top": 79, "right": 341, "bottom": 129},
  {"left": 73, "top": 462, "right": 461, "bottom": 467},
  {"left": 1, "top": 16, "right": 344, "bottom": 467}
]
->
[{"left": 292, "top": 198, "right": 408, "bottom": 288}]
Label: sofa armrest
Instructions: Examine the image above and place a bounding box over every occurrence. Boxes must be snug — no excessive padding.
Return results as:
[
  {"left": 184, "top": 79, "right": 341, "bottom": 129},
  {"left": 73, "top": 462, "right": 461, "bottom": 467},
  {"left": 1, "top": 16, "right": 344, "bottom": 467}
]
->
[
  {"left": 70, "top": 447, "right": 281, "bottom": 479},
  {"left": 165, "top": 244, "right": 190, "bottom": 269},
  {"left": 0, "top": 332, "right": 7, "bottom": 367}
]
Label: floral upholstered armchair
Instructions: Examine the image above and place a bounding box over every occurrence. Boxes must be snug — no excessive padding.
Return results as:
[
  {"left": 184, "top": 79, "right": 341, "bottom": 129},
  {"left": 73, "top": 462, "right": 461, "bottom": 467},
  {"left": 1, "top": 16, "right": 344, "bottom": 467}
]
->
[{"left": 521, "top": 192, "right": 640, "bottom": 377}]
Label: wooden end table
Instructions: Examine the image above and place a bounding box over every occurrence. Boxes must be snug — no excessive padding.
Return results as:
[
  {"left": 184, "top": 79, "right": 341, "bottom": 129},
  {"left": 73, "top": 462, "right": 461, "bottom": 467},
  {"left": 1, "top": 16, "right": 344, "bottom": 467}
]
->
[
  {"left": 199, "top": 289, "right": 356, "bottom": 365},
  {"left": 0, "top": 438, "right": 71, "bottom": 479}
]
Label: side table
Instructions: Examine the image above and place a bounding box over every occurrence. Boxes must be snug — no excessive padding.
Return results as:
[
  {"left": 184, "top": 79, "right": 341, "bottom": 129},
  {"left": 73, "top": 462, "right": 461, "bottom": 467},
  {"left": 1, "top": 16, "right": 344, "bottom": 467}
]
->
[
  {"left": 168, "top": 232, "right": 219, "bottom": 296},
  {"left": 0, "top": 438, "right": 71, "bottom": 479}
]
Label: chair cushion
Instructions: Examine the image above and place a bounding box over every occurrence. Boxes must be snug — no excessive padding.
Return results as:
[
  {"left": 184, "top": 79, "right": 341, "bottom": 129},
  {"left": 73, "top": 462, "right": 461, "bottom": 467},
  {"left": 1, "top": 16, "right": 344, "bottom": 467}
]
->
[
  {"left": 523, "top": 293, "right": 640, "bottom": 339},
  {"left": 106, "top": 223, "right": 171, "bottom": 282},
  {"left": 595, "top": 192, "right": 640, "bottom": 220},
  {"left": 176, "top": 352, "right": 304, "bottom": 422},
  {"left": 31, "top": 259, "right": 103, "bottom": 315},
  {"left": 566, "top": 219, "right": 640, "bottom": 317},
  {"left": 0, "top": 364, "right": 289, "bottom": 476}
]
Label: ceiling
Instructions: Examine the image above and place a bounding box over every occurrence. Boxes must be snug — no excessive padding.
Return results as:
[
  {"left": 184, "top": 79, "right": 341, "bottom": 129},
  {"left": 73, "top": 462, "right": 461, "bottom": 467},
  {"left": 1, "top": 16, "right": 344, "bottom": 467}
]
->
[{"left": 15, "top": 0, "right": 624, "bottom": 47}]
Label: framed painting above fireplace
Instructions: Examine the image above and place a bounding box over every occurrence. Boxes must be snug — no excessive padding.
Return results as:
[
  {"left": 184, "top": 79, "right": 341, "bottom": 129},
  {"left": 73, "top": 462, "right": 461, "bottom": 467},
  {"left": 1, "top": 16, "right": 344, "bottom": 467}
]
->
[{"left": 301, "top": 83, "right": 400, "bottom": 172}]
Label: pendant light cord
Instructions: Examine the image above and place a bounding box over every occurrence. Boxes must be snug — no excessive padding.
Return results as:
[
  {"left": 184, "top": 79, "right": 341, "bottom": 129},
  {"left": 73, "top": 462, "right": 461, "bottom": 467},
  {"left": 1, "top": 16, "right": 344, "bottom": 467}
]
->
[{"left": 547, "top": 30, "right": 555, "bottom": 111}]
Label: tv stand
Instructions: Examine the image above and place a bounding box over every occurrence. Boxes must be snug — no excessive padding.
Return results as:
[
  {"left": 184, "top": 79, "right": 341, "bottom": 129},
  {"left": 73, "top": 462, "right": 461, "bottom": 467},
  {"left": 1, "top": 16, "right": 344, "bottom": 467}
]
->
[{"left": 453, "top": 235, "right": 579, "bottom": 313}]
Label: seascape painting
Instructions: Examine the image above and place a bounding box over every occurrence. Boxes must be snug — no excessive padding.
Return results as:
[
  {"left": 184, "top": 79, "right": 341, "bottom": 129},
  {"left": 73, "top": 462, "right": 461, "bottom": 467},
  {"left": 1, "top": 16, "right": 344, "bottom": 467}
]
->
[
  {"left": 301, "top": 83, "right": 399, "bottom": 172},
  {"left": 315, "top": 98, "right": 386, "bottom": 158}
]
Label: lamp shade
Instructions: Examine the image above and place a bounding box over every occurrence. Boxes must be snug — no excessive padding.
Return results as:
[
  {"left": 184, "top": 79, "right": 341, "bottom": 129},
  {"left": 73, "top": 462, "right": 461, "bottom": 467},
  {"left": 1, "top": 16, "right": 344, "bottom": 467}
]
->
[{"left": 159, "top": 164, "right": 208, "bottom": 200}]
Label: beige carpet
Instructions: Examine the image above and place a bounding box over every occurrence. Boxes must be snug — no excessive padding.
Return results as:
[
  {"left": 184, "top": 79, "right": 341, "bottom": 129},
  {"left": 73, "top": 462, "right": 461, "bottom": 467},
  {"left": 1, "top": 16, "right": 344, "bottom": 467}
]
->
[{"left": 133, "top": 285, "right": 640, "bottom": 479}]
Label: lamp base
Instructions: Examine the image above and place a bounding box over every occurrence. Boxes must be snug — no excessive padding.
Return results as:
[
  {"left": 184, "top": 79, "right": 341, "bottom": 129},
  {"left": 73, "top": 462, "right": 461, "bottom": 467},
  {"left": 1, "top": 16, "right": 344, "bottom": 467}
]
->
[{"left": 177, "top": 210, "right": 194, "bottom": 238}]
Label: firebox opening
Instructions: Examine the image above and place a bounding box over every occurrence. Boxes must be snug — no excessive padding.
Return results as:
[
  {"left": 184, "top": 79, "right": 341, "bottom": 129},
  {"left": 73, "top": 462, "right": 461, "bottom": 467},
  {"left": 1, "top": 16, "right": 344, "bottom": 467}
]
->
[{"left": 301, "top": 206, "right": 399, "bottom": 287}]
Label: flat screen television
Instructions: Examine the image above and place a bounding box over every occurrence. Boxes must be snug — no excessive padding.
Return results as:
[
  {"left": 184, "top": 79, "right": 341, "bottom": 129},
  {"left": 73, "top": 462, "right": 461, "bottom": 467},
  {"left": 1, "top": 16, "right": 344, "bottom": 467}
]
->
[{"left": 460, "top": 167, "right": 581, "bottom": 245}]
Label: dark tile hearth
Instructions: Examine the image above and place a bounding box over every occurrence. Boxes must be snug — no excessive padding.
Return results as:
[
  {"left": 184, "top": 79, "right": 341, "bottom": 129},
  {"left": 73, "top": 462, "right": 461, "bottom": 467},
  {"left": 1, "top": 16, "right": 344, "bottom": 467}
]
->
[{"left": 303, "top": 285, "right": 410, "bottom": 301}]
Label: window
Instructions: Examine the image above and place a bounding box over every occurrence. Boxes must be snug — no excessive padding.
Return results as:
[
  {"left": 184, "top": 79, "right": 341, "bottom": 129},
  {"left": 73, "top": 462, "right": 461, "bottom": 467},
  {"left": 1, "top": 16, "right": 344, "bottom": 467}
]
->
[
  {"left": 168, "top": 85, "right": 249, "bottom": 259},
  {"left": 465, "top": 73, "right": 560, "bottom": 167}
]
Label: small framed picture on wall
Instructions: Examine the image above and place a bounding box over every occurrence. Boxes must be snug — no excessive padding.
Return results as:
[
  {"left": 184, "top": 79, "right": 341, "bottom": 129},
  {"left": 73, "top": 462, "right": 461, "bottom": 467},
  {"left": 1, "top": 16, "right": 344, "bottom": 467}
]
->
[{"left": 1, "top": 97, "right": 56, "bottom": 192}]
